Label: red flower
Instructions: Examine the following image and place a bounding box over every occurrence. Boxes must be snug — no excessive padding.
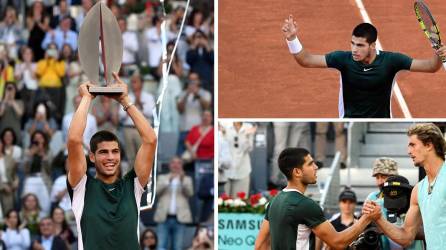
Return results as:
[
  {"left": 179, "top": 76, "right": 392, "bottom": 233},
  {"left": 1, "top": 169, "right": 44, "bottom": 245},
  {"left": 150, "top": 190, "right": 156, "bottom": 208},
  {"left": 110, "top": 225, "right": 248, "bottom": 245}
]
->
[
  {"left": 220, "top": 193, "right": 230, "bottom": 201},
  {"left": 237, "top": 192, "right": 246, "bottom": 199},
  {"left": 250, "top": 193, "right": 262, "bottom": 206},
  {"left": 270, "top": 189, "right": 279, "bottom": 197}
]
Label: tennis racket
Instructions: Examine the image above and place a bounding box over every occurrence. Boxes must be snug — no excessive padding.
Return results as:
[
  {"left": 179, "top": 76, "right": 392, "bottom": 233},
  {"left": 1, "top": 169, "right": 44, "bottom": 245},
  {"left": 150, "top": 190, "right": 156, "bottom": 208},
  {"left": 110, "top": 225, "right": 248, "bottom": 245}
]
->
[{"left": 414, "top": 0, "right": 446, "bottom": 70}]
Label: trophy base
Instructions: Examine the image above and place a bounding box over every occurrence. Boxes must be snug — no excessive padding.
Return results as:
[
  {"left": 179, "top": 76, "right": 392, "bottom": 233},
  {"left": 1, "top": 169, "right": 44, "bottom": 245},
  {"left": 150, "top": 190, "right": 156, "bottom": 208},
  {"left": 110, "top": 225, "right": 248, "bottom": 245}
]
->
[{"left": 88, "top": 86, "right": 124, "bottom": 95}]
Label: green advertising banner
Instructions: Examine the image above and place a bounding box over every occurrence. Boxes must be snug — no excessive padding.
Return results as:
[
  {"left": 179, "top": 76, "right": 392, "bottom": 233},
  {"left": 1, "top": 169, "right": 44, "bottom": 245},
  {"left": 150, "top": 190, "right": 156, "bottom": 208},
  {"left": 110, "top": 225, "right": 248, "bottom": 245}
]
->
[{"left": 218, "top": 213, "right": 264, "bottom": 250}]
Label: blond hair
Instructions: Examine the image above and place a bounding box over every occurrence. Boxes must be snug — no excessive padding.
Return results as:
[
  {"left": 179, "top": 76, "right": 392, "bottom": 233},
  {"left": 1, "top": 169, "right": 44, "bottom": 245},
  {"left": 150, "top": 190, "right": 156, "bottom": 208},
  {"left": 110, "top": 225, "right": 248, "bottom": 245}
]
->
[{"left": 408, "top": 123, "right": 446, "bottom": 160}]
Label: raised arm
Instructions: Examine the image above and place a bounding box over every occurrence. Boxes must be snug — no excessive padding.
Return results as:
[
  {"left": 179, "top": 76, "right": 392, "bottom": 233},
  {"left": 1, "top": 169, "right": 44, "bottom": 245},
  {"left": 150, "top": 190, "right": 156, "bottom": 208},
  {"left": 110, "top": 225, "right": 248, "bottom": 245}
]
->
[
  {"left": 67, "top": 83, "right": 94, "bottom": 187},
  {"left": 410, "top": 45, "right": 445, "bottom": 72},
  {"left": 369, "top": 184, "right": 422, "bottom": 247},
  {"left": 112, "top": 72, "right": 157, "bottom": 187},
  {"left": 282, "top": 15, "right": 327, "bottom": 68},
  {"left": 254, "top": 219, "right": 271, "bottom": 250}
]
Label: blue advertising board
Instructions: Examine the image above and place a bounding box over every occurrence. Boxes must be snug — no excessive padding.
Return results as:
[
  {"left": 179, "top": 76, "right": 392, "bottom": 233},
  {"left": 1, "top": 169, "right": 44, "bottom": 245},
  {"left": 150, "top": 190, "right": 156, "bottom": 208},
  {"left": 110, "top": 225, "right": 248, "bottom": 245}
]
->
[{"left": 218, "top": 213, "right": 264, "bottom": 250}]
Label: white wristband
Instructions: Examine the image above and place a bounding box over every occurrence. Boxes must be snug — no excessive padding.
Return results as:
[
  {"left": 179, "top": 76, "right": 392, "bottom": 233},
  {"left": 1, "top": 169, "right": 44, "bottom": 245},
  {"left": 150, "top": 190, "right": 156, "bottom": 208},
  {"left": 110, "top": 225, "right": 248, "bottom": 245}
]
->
[{"left": 287, "top": 37, "right": 303, "bottom": 54}]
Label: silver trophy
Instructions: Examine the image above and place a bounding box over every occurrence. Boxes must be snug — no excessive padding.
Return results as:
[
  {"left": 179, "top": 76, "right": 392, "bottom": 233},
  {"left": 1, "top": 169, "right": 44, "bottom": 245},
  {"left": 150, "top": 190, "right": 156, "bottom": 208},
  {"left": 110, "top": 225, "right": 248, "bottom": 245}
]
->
[{"left": 78, "top": 2, "right": 124, "bottom": 94}]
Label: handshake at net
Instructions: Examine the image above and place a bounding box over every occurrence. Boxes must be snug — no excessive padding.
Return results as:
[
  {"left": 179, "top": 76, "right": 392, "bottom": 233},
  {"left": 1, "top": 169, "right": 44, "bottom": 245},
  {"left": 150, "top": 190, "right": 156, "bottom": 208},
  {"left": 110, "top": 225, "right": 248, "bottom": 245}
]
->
[{"left": 361, "top": 200, "right": 382, "bottom": 221}]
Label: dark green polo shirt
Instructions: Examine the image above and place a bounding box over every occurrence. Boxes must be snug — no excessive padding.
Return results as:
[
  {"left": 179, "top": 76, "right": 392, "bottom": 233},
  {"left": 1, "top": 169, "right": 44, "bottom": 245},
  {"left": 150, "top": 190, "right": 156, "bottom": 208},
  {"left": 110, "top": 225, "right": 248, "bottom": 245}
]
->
[
  {"left": 325, "top": 51, "right": 412, "bottom": 118},
  {"left": 68, "top": 169, "right": 145, "bottom": 250},
  {"left": 265, "top": 189, "right": 326, "bottom": 250}
]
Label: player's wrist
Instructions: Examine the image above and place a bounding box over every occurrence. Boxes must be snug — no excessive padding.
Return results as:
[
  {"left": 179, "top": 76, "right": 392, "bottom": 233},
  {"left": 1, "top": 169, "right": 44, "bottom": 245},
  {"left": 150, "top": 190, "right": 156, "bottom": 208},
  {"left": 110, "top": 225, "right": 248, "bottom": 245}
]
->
[
  {"left": 286, "top": 36, "right": 303, "bottom": 54},
  {"left": 119, "top": 96, "right": 130, "bottom": 106}
]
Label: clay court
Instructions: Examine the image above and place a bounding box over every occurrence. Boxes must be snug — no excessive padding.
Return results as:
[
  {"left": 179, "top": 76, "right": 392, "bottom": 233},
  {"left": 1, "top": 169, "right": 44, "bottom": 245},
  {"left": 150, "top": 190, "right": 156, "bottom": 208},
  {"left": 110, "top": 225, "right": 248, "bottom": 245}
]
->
[{"left": 218, "top": 0, "right": 446, "bottom": 118}]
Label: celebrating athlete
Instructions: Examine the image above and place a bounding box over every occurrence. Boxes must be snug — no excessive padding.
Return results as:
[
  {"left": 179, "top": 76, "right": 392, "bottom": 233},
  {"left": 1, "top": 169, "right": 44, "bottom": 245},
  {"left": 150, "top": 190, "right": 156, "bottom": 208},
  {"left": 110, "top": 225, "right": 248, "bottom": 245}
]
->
[
  {"left": 282, "top": 15, "right": 446, "bottom": 118},
  {"left": 66, "top": 73, "right": 157, "bottom": 250}
]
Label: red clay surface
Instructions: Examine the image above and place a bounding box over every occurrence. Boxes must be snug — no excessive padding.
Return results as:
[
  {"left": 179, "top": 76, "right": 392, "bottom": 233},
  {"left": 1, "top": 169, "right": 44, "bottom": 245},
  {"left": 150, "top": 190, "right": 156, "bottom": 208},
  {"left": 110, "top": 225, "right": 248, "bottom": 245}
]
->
[{"left": 218, "top": 0, "right": 446, "bottom": 118}]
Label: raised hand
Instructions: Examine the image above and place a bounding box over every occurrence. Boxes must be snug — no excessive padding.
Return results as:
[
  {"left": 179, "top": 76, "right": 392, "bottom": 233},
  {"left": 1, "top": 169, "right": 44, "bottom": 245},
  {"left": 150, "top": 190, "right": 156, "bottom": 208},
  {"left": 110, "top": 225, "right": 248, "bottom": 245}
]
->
[
  {"left": 282, "top": 15, "right": 298, "bottom": 41},
  {"left": 78, "top": 82, "right": 95, "bottom": 99},
  {"left": 110, "top": 72, "right": 129, "bottom": 104}
]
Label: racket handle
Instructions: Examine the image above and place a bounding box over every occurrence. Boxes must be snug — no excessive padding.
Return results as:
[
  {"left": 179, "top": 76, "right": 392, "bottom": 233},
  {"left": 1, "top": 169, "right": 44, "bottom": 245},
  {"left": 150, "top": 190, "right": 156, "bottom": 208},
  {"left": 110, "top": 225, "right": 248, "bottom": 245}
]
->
[{"left": 443, "top": 61, "right": 446, "bottom": 70}]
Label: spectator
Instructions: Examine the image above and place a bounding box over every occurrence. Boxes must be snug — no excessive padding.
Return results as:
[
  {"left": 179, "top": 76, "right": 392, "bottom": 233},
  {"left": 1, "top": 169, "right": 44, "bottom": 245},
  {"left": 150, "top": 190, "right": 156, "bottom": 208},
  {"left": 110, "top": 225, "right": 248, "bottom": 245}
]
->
[
  {"left": 31, "top": 217, "right": 67, "bottom": 250},
  {"left": 0, "top": 6, "right": 23, "bottom": 60},
  {"left": 23, "top": 131, "right": 52, "bottom": 215},
  {"left": 331, "top": 189, "right": 358, "bottom": 231},
  {"left": 121, "top": 0, "right": 146, "bottom": 15},
  {"left": 110, "top": 3, "right": 122, "bottom": 18},
  {"left": 218, "top": 123, "right": 232, "bottom": 196},
  {"left": 35, "top": 44, "right": 66, "bottom": 122},
  {"left": 157, "top": 40, "right": 184, "bottom": 78},
  {"left": 15, "top": 47, "right": 38, "bottom": 119},
  {"left": 51, "top": 207, "right": 75, "bottom": 248},
  {"left": 119, "top": 73, "right": 154, "bottom": 167},
  {"left": 24, "top": 102, "right": 58, "bottom": 138},
  {"left": 187, "top": 226, "right": 214, "bottom": 250},
  {"left": 50, "top": 0, "right": 76, "bottom": 31},
  {"left": 62, "top": 95, "right": 97, "bottom": 149},
  {"left": 75, "top": 0, "right": 94, "bottom": 31},
  {"left": 0, "top": 82, "right": 24, "bottom": 142},
  {"left": 0, "top": 209, "right": 31, "bottom": 250},
  {"left": 154, "top": 157, "right": 194, "bottom": 250},
  {"left": 167, "top": 6, "right": 189, "bottom": 69},
  {"left": 144, "top": 15, "right": 175, "bottom": 80},
  {"left": 119, "top": 16, "right": 139, "bottom": 68},
  {"left": 0, "top": 46, "right": 15, "bottom": 98},
  {"left": 20, "top": 193, "right": 45, "bottom": 238},
  {"left": 271, "top": 122, "right": 310, "bottom": 188},
  {"left": 185, "top": 9, "right": 209, "bottom": 39},
  {"left": 49, "top": 156, "right": 71, "bottom": 213},
  {"left": 59, "top": 43, "right": 76, "bottom": 87},
  {"left": 176, "top": 72, "right": 212, "bottom": 155},
  {"left": 1, "top": 128, "right": 22, "bottom": 163},
  {"left": 157, "top": 41, "right": 183, "bottom": 134},
  {"left": 185, "top": 110, "right": 214, "bottom": 222},
  {"left": 0, "top": 140, "right": 18, "bottom": 213},
  {"left": 168, "top": 6, "right": 186, "bottom": 34},
  {"left": 186, "top": 31, "right": 214, "bottom": 92},
  {"left": 315, "top": 122, "right": 347, "bottom": 168},
  {"left": 316, "top": 188, "right": 358, "bottom": 250},
  {"left": 42, "top": 16, "right": 78, "bottom": 51},
  {"left": 26, "top": 1, "right": 50, "bottom": 61},
  {"left": 92, "top": 96, "right": 119, "bottom": 133},
  {"left": 184, "top": 110, "right": 214, "bottom": 162},
  {"left": 222, "top": 122, "right": 255, "bottom": 197},
  {"left": 139, "top": 228, "right": 157, "bottom": 250},
  {"left": 61, "top": 44, "right": 83, "bottom": 115}
]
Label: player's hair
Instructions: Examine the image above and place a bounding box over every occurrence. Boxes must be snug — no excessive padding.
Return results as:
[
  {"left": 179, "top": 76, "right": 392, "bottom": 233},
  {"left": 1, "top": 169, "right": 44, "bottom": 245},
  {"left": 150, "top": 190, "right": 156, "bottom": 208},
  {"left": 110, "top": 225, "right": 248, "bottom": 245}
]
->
[
  {"left": 352, "top": 23, "right": 377, "bottom": 44},
  {"left": 278, "top": 148, "right": 310, "bottom": 180},
  {"left": 90, "top": 130, "right": 121, "bottom": 153},
  {"left": 408, "top": 123, "right": 446, "bottom": 160}
]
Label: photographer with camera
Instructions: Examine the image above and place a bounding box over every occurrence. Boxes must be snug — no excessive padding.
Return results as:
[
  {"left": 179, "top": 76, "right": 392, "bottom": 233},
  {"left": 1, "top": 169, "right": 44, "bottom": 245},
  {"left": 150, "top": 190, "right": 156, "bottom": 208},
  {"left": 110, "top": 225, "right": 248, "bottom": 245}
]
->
[
  {"left": 363, "top": 123, "right": 445, "bottom": 250},
  {"left": 365, "top": 157, "right": 399, "bottom": 249},
  {"left": 381, "top": 175, "right": 425, "bottom": 250}
]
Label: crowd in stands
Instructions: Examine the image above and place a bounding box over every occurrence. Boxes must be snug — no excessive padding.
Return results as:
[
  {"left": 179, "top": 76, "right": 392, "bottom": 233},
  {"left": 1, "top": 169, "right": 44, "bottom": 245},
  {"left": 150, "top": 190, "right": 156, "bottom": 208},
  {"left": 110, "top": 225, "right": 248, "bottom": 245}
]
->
[
  {"left": 218, "top": 122, "right": 346, "bottom": 196},
  {"left": 0, "top": 0, "right": 214, "bottom": 249}
]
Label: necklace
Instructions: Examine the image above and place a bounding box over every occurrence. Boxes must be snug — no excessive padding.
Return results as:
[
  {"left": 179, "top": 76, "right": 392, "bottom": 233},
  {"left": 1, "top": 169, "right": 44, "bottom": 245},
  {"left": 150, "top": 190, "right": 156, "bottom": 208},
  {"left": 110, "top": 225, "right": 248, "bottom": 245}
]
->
[
  {"left": 428, "top": 176, "right": 437, "bottom": 195},
  {"left": 428, "top": 165, "right": 443, "bottom": 195}
]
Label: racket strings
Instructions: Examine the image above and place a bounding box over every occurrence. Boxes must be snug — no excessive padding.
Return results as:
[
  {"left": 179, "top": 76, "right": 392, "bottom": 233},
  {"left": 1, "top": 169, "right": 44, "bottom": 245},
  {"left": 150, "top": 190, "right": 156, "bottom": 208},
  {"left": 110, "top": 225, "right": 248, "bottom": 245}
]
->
[{"left": 415, "top": 3, "right": 441, "bottom": 45}]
